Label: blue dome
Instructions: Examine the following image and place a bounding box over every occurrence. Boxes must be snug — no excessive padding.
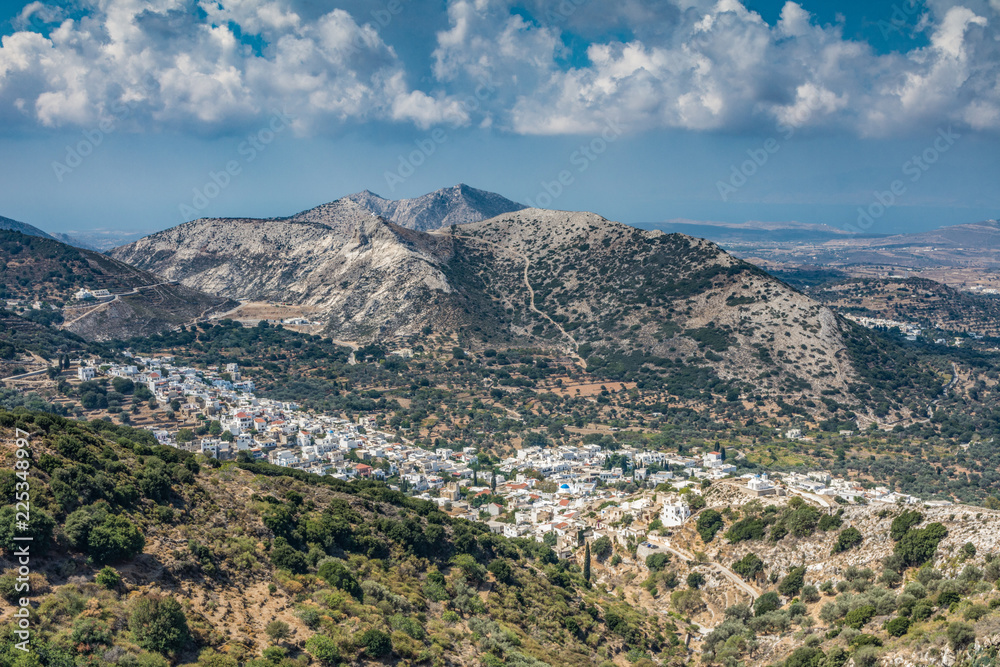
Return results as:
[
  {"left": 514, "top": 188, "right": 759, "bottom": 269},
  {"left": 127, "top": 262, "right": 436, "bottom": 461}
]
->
[{"left": 559, "top": 484, "right": 571, "bottom": 489}]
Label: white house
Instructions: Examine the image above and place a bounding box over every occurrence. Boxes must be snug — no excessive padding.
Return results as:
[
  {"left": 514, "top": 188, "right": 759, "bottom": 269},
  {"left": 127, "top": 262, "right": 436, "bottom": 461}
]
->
[
  {"left": 77, "top": 366, "right": 96, "bottom": 381},
  {"left": 660, "top": 500, "right": 691, "bottom": 527},
  {"left": 747, "top": 474, "right": 775, "bottom": 496}
]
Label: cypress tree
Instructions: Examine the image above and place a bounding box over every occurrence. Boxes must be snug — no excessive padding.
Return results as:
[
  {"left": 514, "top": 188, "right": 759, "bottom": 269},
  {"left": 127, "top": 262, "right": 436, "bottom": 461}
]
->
[{"left": 583, "top": 542, "right": 591, "bottom": 583}]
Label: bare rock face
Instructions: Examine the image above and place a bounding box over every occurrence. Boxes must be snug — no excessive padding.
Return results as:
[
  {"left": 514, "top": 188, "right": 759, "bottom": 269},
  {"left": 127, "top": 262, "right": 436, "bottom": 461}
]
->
[
  {"left": 111, "top": 193, "right": 876, "bottom": 408},
  {"left": 343, "top": 184, "right": 526, "bottom": 231},
  {"left": 110, "top": 200, "right": 459, "bottom": 340}
]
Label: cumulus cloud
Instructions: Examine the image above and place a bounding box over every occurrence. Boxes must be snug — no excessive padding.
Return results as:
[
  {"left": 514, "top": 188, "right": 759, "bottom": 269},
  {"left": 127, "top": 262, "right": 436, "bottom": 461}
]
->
[
  {"left": 0, "top": 0, "right": 467, "bottom": 134},
  {"left": 0, "top": 0, "right": 997, "bottom": 136}
]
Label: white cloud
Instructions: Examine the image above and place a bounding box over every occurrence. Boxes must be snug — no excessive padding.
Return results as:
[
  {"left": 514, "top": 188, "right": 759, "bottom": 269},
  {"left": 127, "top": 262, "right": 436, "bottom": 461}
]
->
[
  {"left": 0, "top": 0, "right": 467, "bottom": 134},
  {"left": 0, "top": 0, "right": 997, "bottom": 136}
]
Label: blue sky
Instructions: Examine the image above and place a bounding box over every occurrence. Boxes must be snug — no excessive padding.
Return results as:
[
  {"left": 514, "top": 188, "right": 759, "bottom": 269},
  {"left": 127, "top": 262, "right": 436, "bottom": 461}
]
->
[{"left": 0, "top": 0, "right": 997, "bottom": 236}]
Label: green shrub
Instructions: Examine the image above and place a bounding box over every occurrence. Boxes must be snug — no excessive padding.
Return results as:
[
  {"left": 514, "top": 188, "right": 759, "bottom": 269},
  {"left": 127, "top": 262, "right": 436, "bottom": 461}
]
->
[
  {"left": 270, "top": 539, "right": 308, "bottom": 574},
  {"left": 725, "top": 518, "right": 766, "bottom": 543},
  {"left": 129, "top": 595, "right": 190, "bottom": 655},
  {"left": 305, "top": 634, "right": 341, "bottom": 665},
  {"left": 845, "top": 605, "right": 877, "bottom": 630},
  {"left": 95, "top": 566, "right": 121, "bottom": 590},
  {"left": 733, "top": 552, "right": 764, "bottom": 580},
  {"left": 89, "top": 515, "right": 145, "bottom": 564},
  {"left": 358, "top": 628, "right": 392, "bottom": 657},
  {"left": 801, "top": 585, "right": 820, "bottom": 603},
  {"left": 890, "top": 510, "right": 923, "bottom": 541},
  {"left": 646, "top": 553, "right": 670, "bottom": 572},
  {"left": 0, "top": 506, "right": 55, "bottom": 557},
  {"left": 778, "top": 567, "right": 806, "bottom": 597},
  {"left": 947, "top": 622, "right": 976, "bottom": 650},
  {"left": 885, "top": 617, "right": 910, "bottom": 637},
  {"left": 832, "top": 527, "right": 863, "bottom": 554},
  {"left": 318, "top": 559, "right": 362, "bottom": 600},
  {"left": 696, "top": 510, "right": 724, "bottom": 543},
  {"left": 592, "top": 536, "right": 613, "bottom": 561},
  {"left": 754, "top": 591, "right": 780, "bottom": 616},
  {"left": 894, "top": 523, "right": 947, "bottom": 569}
]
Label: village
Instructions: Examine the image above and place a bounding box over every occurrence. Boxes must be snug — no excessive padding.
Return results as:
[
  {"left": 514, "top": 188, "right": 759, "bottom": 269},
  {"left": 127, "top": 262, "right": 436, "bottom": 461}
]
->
[{"left": 78, "top": 355, "right": 952, "bottom": 563}]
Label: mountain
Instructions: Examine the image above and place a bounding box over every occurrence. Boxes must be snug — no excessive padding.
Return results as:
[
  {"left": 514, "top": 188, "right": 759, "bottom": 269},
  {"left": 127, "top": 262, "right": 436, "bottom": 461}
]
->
[
  {"left": 0, "top": 230, "right": 234, "bottom": 341},
  {"left": 344, "top": 183, "right": 527, "bottom": 231},
  {"left": 0, "top": 214, "right": 59, "bottom": 241},
  {"left": 111, "top": 197, "right": 888, "bottom": 412}
]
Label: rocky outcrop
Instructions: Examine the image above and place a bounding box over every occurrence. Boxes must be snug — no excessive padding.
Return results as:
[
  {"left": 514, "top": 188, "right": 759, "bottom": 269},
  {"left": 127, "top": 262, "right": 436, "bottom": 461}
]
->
[{"left": 344, "top": 184, "right": 526, "bottom": 231}]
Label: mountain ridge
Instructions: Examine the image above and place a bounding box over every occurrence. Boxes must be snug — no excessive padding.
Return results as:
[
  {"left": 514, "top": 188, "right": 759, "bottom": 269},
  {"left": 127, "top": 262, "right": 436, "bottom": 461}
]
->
[
  {"left": 343, "top": 183, "right": 527, "bottom": 231},
  {"left": 109, "top": 197, "right": 879, "bottom": 414}
]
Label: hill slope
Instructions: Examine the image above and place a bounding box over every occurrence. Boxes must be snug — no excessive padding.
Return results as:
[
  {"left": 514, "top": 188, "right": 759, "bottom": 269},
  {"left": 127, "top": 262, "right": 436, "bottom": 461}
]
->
[
  {"left": 344, "top": 184, "right": 526, "bottom": 231},
  {"left": 111, "top": 201, "right": 876, "bottom": 411},
  {"left": 0, "top": 409, "right": 665, "bottom": 666},
  {"left": 0, "top": 230, "right": 233, "bottom": 341},
  {"left": 0, "top": 214, "right": 59, "bottom": 241}
]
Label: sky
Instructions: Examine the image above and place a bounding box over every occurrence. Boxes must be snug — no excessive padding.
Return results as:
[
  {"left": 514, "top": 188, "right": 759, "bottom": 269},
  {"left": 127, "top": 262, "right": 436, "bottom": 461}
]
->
[{"left": 0, "top": 0, "right": 997, "bottom": 236}]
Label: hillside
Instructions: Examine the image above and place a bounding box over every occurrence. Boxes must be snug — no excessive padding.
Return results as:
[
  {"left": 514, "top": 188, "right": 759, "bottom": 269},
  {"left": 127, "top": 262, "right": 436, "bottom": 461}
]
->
[
  {"left": 112, "top": 199, "right": 888, "bottom": 415},
  {"left": 0, "top": 409, "right": 667, "bottom": 666},
  {"left": 0, "top": 230, "right": 234, "bottom": 342},
  {"left": 344, "top": 184, "right": 526, "bottom": 231},
  {"left": 811, "top": 277, "right": 1000, "bottom": 338},
  {"left": 0, "top": 214, "right": 59, "bottom": 241}
]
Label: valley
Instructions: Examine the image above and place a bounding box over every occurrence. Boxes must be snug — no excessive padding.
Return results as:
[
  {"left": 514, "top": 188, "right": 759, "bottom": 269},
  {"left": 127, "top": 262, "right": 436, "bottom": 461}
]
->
[{"left": 2, "top": 189, "right": 1000, "bottom": 667}]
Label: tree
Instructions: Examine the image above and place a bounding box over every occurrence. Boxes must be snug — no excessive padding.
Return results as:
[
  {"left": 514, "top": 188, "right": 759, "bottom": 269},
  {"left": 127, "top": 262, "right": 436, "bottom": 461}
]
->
[
  {"left": 318, "top": 558, "right": 362, "bottom": 599},
  {"left": 686, "top": 572, "right": 705, "bottom": 589},
  {"left": 671, "top": 588, "right": 704, "bottom": 614},
  {"left": 646, "top": 553, "right": 670, "bottom": 572},
  {"left": 947, "top": 622, "right": 976, "bottom": 650},
  {"left": 778, "top": 566, "right": 806, "bottom": 597},
  {"left": 488, "top": 558, "right": 514, "bottom": 584},
  {"left": 584, "top": 542, "right": 591, "bottom": 583},
  {"left": 64, "top": 503, "right": 144, "bottom": 563},
  {"left": 265, "top": 620, "right": 290, "bottom": 643},
  {"left": 845, "top": 604, "right": 877, "bottom": 630},
  {"left": 894, "top": 523, "right": 947, "bottom": 569},
  {"left": 112, "top": 377, "right": 135, "bottom": 394},
  {"left": 271, "top": 539, "right": 308, "bottom": 575},
  {"left": 885, "top": 617, "right": 910, "bottom": 637},
  {"left": 129, "top": 595, "right": 189, "bottom": 655},
  {"left": 832, "top": 527, "right": 863, "bottom": 554},
  {"left": 176, "top": 428, "right": 194, "bottom": 444},
  {"left": 592, "top": 536, "right": 613, "bottom": 561},
  {"left": 725, "top": 518, "right": 766, "bottom": 543},
  {"left": 733, "top": 552, "right": 764, "bottom": 581},
  {"left": 754, "top": 591, "right": 780, "bottom": 616},
  {"left": 0, "top": 506, "right": 55, "bottom": 557},
  {"left": 358, "top": 628, "right": 392, "bottom": 657},
  {"left": 696, "top": 510, "right": 724, "bottom": 543},
  {"left": 890, "top": 510, "right": 924, "bottom": 541}
]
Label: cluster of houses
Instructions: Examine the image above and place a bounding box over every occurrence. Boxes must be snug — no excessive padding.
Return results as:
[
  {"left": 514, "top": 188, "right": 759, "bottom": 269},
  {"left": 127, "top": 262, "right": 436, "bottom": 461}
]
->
[{"left": 74, "top": 354, "right": 953, "bottom": 559}]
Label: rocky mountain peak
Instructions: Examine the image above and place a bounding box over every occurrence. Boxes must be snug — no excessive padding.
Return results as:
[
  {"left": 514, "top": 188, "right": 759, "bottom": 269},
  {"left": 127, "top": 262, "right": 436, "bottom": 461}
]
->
[{"left": 343, "top": 184, "right": 526, "bottom": 231}]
